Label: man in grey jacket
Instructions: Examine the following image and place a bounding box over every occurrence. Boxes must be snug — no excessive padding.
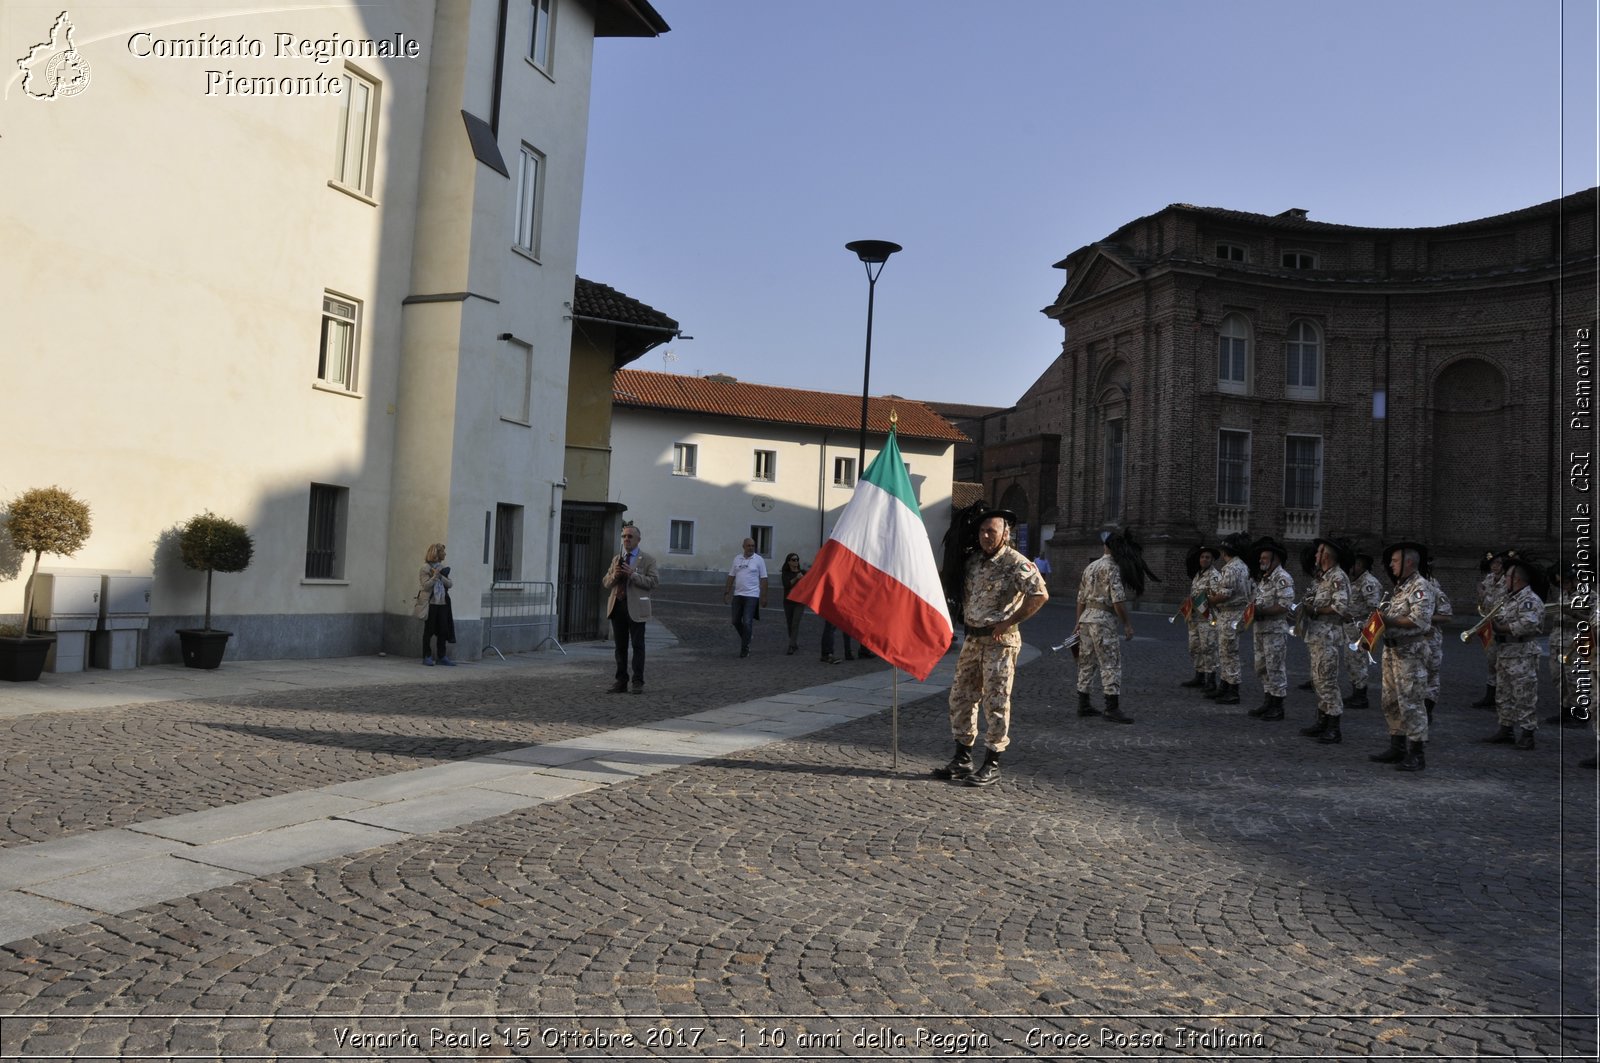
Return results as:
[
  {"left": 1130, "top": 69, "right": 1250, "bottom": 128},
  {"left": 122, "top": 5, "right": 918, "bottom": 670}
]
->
[{"left": 602, "top": 522, "right": 659, "bottom": 693}]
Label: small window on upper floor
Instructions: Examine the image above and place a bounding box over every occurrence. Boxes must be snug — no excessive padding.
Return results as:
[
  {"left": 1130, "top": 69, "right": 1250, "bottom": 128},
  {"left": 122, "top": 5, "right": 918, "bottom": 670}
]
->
[
  {"left": 333, "top": 68, "right": 378, "bottom": 196},
  {"left": 513, "top": 144, "right": 544, "bottom": 257},
  {"left": 672, "top": 442, "right": 698, "bottom": 477},
  {"left": 318, "top": 292, "right": 360, "bottom": 392},
  {"left": 753, "top": 450, "right": 776, "bottom": 482},
  {"left": 669, "top": 519, "right": 695, "bottom": 554},
  {"left": 832, "top": 456, "right": 856, "bottom": 488},
  {"left": 1281, "top": 250, "right": 1318, "bottom": 270},
  {"left": 1215, "top": 242, "right": 1247, "bottom": 263},
  {"left": 529, "top": 0, "right": 555, "bottom": 73}
]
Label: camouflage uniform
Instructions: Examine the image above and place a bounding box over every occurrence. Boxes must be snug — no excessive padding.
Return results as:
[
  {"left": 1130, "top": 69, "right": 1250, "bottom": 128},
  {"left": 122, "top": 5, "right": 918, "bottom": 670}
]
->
[
  {"left": 1251, "top": 565, "right": 1296, "bottom": 698},
  {"left": 1076, "top": 554, "right": 1128, "bottom": 696},
  {"left": 1494, "top": 584, "right": 1545, "bottom": 733},
  {"left": 1343, "top": 570, "right": 1384, "bottom": 694},
  {"left": 948, "top": 546, "right": 1047, "bottom": 753},
  {"left": 1550, "top": 588, "right": 1582, "bottom": 711},
  {"left": 1425, "top": 578, "right": 1453, "bottom": 703},
  {"left": 1478, "top": 571, "right": 1508, "bottom": 692},
  {"left": 1186, "top": 570, "right": 1217, "bottom": 674},
  {"left": 1306, "top": 566, "right": 1352, "bottom": 718},
  {"left": 1213, "top": 556, "right": 1251, "bottom": 684},
  {"left": 1381, "top": 572, "right": 1437, "bottom": 741}
]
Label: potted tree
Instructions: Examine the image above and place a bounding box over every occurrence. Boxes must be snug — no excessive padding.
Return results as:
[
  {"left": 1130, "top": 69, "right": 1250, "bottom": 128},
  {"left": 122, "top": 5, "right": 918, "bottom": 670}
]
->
[
  {"left": 1, "top": 486, "right": 93, "bottom": 682},
  {"left": 175, "top": 511, "right": 253, "bottom": 669}
]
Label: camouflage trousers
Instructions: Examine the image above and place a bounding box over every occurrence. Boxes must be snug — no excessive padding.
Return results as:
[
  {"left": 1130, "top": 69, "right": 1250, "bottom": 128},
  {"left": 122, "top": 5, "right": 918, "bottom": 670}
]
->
[
  {"left": 1494, "top": 650, "right": 1540, "bottom": 732},
  {"left": 1215, "top": 612, "right": 1243, "bottom": 684},
  {"left": 1484, "top": 638, "right": 1500, "bottom": 688},
  {"left": 1341, "top": 622, "right": 1372, "bottom": 691},
  {"left": 1252, "top": 630, "right": 1288, "bottom": 697},
  {"left": 1187, "top": 620, "right": 1218, "bottom": 673},
  {"left": 1424, "top": 631, "right": 1443, "bottom": 702},
  {"left": 948, "top": 635, "right": 1019, "bottom": 753},
  {"left": 1307, "top": 625, "right": 1345, "bottom": 717},
  {"left": 1075, "top": 621, "right": 1123, "bottom": 696},
  {"left": 1381, "top": 639, "right": 1429, "bottom": 741}
]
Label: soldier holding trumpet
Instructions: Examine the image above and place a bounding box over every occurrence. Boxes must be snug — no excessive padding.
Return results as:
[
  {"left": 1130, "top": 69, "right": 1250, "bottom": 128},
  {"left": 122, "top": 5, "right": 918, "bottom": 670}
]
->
[
  {"left": 1370, "top": 541, "right": 1437, "bottom": 772},
  {"left": 1480, "top": 557, "right": 1549, "bottom": 750},
  {"left": 1299, "top": 537, "right": 1353, "bottom": 744},
  {"left": 1178, "top": 544, "right": 1219, "bottom": 692},
  {"left": 1247, "top": 538, "right": 1296, "bottom": 721}
]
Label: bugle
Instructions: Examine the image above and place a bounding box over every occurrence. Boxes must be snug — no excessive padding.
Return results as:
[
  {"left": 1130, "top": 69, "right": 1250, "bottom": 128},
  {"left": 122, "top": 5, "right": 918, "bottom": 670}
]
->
[
  {"left": 1051, "top": 633, "right": 1080, "bottom": 657},
  {"left": 1459, "top": 599, "right": 1506, "bottom": 643}
]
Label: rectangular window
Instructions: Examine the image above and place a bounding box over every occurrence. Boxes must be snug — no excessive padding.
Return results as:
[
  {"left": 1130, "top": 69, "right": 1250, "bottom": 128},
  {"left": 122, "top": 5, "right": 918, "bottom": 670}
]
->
[
  {"left": 832, "top": 456, "right": 856, "bottom": 487},
  {"left": 493, "top": 503, "right": 523, "bottom": 582},
  {"left": 318, "top": 293, "right": 359, "bottom": 391},
  {"left": 333, "top": 69, "right": 378, "bottom": 194},
  {"left": 529, "top": 0, "right": 554, "bottom": 71},
  {"left": 1284, "top": 436, "right": 1323, "bottom": 509},
  {"left": 514, "top": 144, "right": 544, "bottom": 255},
  {"left": 305, "top": 483, "right": 348, "bottom": 579},
  {"left": 672, "top": 442, "right": 697, "bottom": 477},
  {"left": 496, "top": 336, "right": 532, "bottom": 423},
  {"left": 750, "top": 525, "right": 773, "bottom": 559},
  {"left": 1103, "top": 418, "right": 1125, "bottom": 521},
  {"left": 1281, "top": 251, "right": 1317, "bottom": 269},
  {"left": 753, "top": 449, "right": 776, "bottom": 482},
  {"left": 669, "top": 519, "right": 694, "bottom": 554},
  {"left": 1215, "top": 242, "right": 1247, "bottom": 262},
  {"left": 1217, "top": 430, "right": 1251, "bottom": 507}
]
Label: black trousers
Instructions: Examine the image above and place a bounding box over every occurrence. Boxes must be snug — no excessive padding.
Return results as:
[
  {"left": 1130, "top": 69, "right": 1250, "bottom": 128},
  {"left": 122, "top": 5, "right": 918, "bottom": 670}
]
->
[
  {"left": 423, "top": 603, "right": 451, "bottom": 658},
  {"left": 610, "top": 598, "right": 646, "bottom": 682}
]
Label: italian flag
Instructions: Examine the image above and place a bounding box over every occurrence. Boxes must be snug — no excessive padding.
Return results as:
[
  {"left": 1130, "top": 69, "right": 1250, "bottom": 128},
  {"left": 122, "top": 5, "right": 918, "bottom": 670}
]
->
[{"left": 787, "top": 427, "right": 953, "bottom": 680}]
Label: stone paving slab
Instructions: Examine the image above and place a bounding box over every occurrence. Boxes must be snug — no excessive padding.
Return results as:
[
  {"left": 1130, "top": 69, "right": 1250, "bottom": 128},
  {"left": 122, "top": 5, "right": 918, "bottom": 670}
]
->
[
  {"left": 331, "top": 787, "right": 547, "bottom": 835},
  {"left": 472, "top": 772, "right": 602, "bottom": 801},
  {"left": 126, "top": 791, "right": 379, "bottom": 845},
  {"left": 182, "top": 820, "right": 410, "bottom": 877},
  {"left": 320, "top": 760, "right": 532, "bottom": 802},
  {"left": 22, "top": 854, "right": 251, "bottom": 913},
  {"left": 0, "top": 829, "right": 177, "bottom": 890},
  {"left": 0, "top": 891, "right": 98, "bottom": 944}
]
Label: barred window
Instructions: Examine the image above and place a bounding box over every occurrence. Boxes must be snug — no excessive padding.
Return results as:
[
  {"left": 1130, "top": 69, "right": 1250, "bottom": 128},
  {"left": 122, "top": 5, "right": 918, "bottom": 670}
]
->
[{"left": 1217, "top": 430, "right": 1251, "bottom": 507}]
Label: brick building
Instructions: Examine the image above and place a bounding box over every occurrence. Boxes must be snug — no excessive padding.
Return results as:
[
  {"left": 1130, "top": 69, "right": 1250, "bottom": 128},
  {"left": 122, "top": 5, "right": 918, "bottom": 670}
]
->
[{"left": 1029, "top": 189, "right": 1597, "bottom": 604}]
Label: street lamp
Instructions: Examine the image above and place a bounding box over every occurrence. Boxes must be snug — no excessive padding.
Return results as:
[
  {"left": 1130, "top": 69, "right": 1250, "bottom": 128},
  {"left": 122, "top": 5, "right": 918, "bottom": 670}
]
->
[{"left": 845, "top": 239, "right": 902, "bottom": 477}]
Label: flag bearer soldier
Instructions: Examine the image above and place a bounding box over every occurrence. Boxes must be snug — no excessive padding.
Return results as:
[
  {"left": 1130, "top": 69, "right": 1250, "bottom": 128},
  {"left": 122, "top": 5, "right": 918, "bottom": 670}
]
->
[
  {"left": 1206, "top": 533, "right": 1253, "bottom": 705},
  {"left": 1342, "top": 551, "right": 1383, "bottom": 709},
  {"left": 932, "top": 508, "right": 1048, "bottom": 788},
  {"left": 1370, "top": 542, "right": 1437, "bottom": 772},
  {"left": 1470, "top": 550, "right": 1511, "bottom": 708},
  {"left": 1480, "top": 556, "right": 1548, "bottom": 750},
  {"left": 1247, "top": 538, "right": 1296, "bottom": 721},
  {"left": 1072, "top": 531, "right": 1138, "bottom": 725},
  {"left": 1180, "top": 544, "right": 1219, "bottom": 691},
  {"left": 1299, "top": 537, "right": 1353, "bottom": 744}
]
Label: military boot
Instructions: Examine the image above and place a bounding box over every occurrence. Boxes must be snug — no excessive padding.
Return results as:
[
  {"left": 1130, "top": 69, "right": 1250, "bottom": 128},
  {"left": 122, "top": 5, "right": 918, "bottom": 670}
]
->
[
  {"left": 1248, "top": 694, "right": 1274, "bottom": 718},
  {"left": 930, "top": 743, "right": 974, "bottom": 781},
  {"left": 1471, "top": 684, "right": 1496, "bottom": 709},
  {"left": 1515, "top": 728, "right": 1536, "bottom": 751},
  {"left": 1317, "top": 716, "right": 1342, "bottom": 744},
  {"left": 1396, "top": 739, "right": 1426, "bottom": 772},
  {"left": 1202, "top": 671, "right": 1218, "bottom": 695},
  {"left": 1077, "top": 690, "right": 1101, "bottom": 717},
  {"left": 1300, "top": 711, "right": 1330, "bottom": 738},
  {"left": 1259, "top": 694, "right": 1285, "bottom": 721},
  {"left": 1369, "top": 734, "right": 1407, "bottom": 763},
  {"left": 965, "top": 749, "right": 1002, "bottom": 787},
  {"left": 1214, "top": 681, "right": 1240, "bottom": 705},
  {"left": 1344, "top": 686, "right": 1369, "bottom": 709},
  {"left": 1479, "top": 725, "right": 1515, "bottom": 744},
  {"left": 1180, "top": 670, "right": 1206, "bottom": 688},
  {"left": 1103, "top": 694, "right": 1134, "bottom": 725}
]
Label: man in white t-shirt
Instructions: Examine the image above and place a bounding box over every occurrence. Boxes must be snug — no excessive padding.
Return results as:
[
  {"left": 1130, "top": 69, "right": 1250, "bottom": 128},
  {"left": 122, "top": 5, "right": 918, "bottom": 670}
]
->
[{"left": 723, "top": 537, "right": 768, "bottom": 658}]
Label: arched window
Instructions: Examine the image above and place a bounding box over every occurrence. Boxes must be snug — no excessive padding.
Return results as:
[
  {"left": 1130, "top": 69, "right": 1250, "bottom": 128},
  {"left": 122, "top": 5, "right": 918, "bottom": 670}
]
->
[
  {"left": 1217, "top": 313, "right": 1251, "bottom": 395},
  {"left": 1285, "top": 320, "right": 1322, "bottom": 400}
]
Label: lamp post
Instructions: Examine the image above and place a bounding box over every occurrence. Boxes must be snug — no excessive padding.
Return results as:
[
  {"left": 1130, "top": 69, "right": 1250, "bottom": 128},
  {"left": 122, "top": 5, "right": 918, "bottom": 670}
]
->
[{"left": 844, "top": 240, "right": 901, "bottom": 477}]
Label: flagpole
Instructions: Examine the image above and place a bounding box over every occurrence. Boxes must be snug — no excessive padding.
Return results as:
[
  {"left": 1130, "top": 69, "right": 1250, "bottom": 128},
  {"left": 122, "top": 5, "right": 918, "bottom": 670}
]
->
[{"left": 892, "top": 670, "right": 899, "bottom": 769}]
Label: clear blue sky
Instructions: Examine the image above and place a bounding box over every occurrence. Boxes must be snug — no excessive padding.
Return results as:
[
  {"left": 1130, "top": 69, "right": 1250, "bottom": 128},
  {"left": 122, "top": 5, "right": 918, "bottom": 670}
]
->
[{"left": 578, "top": 0, "right": 1598, "bottom": 409}]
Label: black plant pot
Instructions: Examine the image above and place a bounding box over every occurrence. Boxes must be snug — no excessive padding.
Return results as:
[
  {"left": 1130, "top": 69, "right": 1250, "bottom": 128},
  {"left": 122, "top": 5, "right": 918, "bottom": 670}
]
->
[
  {"left": 0, "top": 634, "right": 56, "bottom": 682},
  {"left": 176, "top": 628, "right": 232, "bottom": 669}
]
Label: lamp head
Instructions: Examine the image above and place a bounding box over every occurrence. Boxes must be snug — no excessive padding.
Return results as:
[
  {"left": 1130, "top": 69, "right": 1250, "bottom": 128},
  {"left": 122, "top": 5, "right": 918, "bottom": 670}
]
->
[{"left": 845, "top": 239, "right": 902, "bottom": 264}]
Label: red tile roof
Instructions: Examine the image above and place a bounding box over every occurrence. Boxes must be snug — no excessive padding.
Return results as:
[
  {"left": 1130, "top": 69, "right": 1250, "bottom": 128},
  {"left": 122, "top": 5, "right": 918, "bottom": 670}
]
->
[{"left": 613, "top": 369, "right": 968, "bottom": 444}]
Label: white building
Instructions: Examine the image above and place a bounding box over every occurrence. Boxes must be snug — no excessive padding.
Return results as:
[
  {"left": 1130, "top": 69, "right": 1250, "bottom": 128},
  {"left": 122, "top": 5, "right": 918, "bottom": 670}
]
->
[
  {"left": 0, "top": 0, "right": 667, "bottom": 663},
  {"left": 608, "top": 370, "right": 967, "bottom": 582}
]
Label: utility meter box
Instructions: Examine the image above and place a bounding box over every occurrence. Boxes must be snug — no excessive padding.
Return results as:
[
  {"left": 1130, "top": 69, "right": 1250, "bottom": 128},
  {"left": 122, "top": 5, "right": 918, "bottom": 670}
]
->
[
  {"left": 31, "top": 571, "right": 101, "bottom": 673},
  {"left": 93, "top": 574, "right": 153, "bottom": 670}
]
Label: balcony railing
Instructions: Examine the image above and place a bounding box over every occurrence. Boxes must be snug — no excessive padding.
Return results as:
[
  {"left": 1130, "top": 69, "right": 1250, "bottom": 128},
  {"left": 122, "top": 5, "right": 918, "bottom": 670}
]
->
[
  {"left": 1215, "top": 505, "right": 1249, "bottom": 536},
  {"left": 1283, "top": 508, "right": 1320, "bottom": 541}
]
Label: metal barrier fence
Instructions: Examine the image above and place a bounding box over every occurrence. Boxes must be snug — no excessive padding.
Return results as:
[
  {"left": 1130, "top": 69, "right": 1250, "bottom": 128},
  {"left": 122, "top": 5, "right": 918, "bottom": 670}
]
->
[{"left": 482, "top": 580, "right": 564, "bottom": 660}]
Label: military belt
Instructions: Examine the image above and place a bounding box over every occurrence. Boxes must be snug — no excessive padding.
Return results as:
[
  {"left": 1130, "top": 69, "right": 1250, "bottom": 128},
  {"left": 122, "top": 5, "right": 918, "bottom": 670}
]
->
[{"left": 964, "top": 625, "right": 995, "bottom": 637}]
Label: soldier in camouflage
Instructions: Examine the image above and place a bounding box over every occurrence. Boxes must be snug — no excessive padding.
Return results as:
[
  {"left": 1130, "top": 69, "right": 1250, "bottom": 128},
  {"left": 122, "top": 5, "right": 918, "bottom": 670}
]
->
[
  {"left": 1074, "top": 532, "right": 1137, "bottom": 724},
  {"left": 1300, "top": 537, "right": 1352, "bottom": 745},
  {"left": 1370, "top": 541, "right": 1436, "bottom": 772},
  {"left": 1470, "top": 551, "right": 1510, "bottom": 709},
  {"left": 1481, "top": 557, "right": 1548, "bottom": 750},
  {"left": 1180, "top": 545, "right": 1218, "bottom": 691},
  {"left": 1423, "top": 566, "right": 1452, "bottom": 722},
  {"left": 931, "top": 509, "right": 1048, "bottom": 788},
  {"left": 1247, "top": 538, "right": 1296, "bottom": 722},
  {"left": 1205, "top": 533, "right": 1253, "bottom": 705},
  {"left": 1342, "top": 552, "right": 1383, "bottom": 710}
]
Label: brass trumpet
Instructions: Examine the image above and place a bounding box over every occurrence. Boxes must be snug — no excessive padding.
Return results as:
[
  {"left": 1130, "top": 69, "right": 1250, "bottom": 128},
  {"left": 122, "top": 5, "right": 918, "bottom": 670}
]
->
[{"left": 1460, "top": 599, "right": 1506, "bottom": 643}]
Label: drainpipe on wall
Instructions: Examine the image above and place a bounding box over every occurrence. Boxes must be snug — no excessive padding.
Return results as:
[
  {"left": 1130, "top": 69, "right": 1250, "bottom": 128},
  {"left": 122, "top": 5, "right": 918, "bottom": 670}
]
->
[
  {"left": 817, "top": 430, "right": 830, "bottom": 551},
  {"left": 546, "top": 478, "right": 566, "bottom": 588}
]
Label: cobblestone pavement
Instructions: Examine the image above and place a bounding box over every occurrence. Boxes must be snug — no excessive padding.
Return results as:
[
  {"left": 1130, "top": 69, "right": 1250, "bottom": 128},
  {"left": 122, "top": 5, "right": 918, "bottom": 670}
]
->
[{"left": 0, "top": 585, "right": 1595, "bottom": 1060}]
